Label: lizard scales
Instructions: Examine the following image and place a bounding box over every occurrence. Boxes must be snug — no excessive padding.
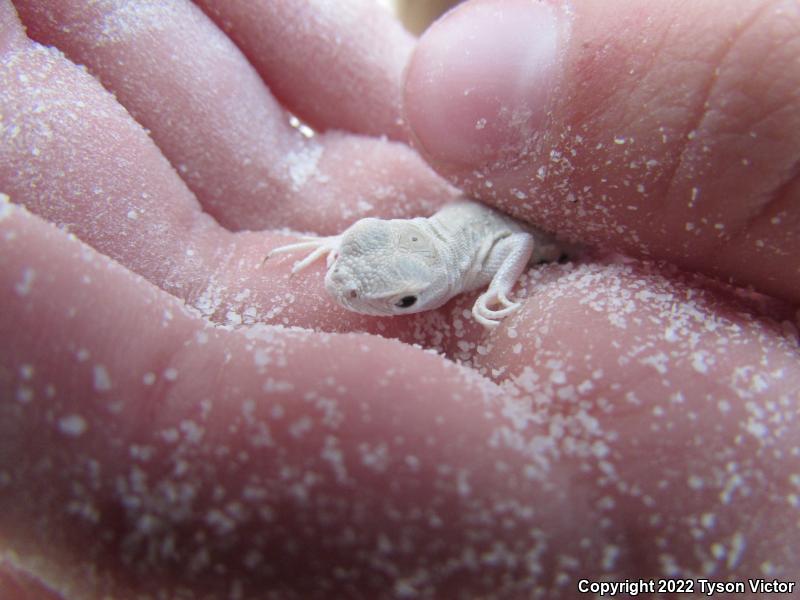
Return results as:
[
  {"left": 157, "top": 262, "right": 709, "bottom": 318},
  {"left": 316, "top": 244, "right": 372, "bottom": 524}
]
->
[{"left": 267, "top": 200, "right": 568, "bottom": 328}]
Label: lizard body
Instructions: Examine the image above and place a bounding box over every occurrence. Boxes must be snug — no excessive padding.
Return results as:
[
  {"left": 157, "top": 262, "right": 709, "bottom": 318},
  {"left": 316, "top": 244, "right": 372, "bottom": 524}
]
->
[{"left": 267, "top": 200, "right": 568, "bottom": 328}]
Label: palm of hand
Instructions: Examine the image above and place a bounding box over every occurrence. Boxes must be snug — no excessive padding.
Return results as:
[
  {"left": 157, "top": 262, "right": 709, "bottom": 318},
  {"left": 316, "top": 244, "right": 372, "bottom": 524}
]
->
[{"left": 1, "top": 0, "right": 798, "bottom": 597}]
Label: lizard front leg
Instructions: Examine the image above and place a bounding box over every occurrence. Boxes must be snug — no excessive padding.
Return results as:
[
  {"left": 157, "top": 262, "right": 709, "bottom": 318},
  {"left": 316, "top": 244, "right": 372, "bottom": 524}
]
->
[
  {"left": 472, "top": 232, "right": 534, "bottom": 328},
  {"left": 265, "top": 235, "right": 341, "bottom": 274}
]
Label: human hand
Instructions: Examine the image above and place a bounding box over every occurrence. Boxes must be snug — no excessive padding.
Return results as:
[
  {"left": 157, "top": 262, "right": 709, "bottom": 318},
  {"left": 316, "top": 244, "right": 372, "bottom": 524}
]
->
[{"left": 1, "top": 0, "right": 798, "bottom": 598}]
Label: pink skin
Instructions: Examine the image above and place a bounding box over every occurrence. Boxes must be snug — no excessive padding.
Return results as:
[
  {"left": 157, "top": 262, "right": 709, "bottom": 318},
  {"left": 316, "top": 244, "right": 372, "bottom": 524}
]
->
[
  {"left": 10, "top": 0, "right": 452, "bottom": 232},
  {"left": 1, "top": 0, "right": 798, "bottom": 597},
  {"left": 406, "top": 0, "right": 800, "bottom": 303}
]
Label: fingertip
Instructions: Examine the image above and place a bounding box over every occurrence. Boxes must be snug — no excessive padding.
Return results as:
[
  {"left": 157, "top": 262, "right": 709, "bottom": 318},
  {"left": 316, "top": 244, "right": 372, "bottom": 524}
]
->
[{"left": 404, "top": 0, "right": 568, "bottom": 173}]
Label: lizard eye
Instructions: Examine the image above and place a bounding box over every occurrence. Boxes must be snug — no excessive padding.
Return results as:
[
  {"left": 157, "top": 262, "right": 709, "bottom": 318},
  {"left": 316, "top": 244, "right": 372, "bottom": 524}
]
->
[{"left": 395, "top": 295, "right": 417, "bottom": 309}]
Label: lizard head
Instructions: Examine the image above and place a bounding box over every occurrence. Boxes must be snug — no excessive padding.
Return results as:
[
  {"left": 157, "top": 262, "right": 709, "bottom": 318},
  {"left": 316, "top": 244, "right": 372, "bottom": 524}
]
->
[{"left": 324, "top": 218, "right": 449, "bottom": 316}]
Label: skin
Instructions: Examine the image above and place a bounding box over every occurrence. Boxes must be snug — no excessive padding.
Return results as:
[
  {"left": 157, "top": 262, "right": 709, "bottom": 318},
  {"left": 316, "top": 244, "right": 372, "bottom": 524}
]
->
[{"left": 0, "top": 0, "right": 798, "bottom": 598}]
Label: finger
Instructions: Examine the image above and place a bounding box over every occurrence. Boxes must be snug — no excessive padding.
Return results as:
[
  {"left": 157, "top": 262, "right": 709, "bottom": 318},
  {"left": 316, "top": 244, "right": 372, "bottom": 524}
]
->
[
  {"left": 1, "top": 2, "right": 215, "bottom": 298},
  {"left": 1, "top": 202, "right": 599, "bottom": 598},
  {"left": 405, "top": 0, "right": 800, "bottom": 302},
  {"left": 470, "top": 259, "right": 800, "bottom": 579},
  {"left": 11, "top": 0, "right": 453, "bottom": 231},
  {"left": 0, "top": 3, "right": 450, "bottom": 337},
  {"left": 195, "top": 0, "right": 414, "bottom": 140},
  {"left": 6, "top": 204, "right": 799, "bottom": 594}
]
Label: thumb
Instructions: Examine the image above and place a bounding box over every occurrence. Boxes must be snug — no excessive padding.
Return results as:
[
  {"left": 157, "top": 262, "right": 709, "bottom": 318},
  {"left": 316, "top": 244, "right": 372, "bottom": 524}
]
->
[{"left": 404, "top": 0, "right": 800, "bottom": 302}]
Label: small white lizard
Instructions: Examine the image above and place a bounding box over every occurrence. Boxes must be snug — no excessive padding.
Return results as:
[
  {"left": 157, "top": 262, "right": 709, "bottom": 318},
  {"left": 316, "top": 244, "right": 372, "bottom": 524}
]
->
[{"left": 266, "top": 200, "right": 570, "bottom": 328}]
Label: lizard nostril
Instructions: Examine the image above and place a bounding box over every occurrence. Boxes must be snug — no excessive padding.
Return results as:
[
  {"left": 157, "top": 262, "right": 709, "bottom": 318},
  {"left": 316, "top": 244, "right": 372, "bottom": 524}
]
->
[{"left": 349, "top": 289, "right": 357, "bottom": 299}]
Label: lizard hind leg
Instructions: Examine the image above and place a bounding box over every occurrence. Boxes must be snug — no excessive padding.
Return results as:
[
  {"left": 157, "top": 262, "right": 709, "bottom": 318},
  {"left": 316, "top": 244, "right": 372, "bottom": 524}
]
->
[{"left": 472, "top": 232, "right": 534, "bottom": 329}]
